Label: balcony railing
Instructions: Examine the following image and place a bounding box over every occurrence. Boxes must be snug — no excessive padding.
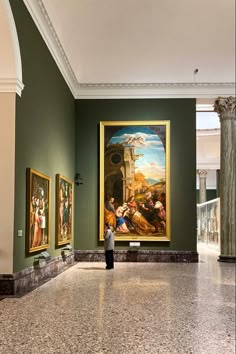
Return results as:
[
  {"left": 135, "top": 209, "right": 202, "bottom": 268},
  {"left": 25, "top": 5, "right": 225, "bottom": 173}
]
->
[{"left": 197, "top": 197, "right": 220, "bottom": 250}]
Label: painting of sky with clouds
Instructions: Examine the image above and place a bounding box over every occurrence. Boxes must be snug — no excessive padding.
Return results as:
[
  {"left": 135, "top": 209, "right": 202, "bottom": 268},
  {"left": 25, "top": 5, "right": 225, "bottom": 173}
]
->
[{"left": 107, "top": 126, "right": 165, "bottom": 181}]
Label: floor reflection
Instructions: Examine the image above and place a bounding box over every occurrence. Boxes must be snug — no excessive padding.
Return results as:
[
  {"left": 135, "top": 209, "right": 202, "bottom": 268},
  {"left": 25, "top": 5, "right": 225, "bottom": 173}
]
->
[{"left": 0, "top": 246, "right": 235, "bottom": 354}]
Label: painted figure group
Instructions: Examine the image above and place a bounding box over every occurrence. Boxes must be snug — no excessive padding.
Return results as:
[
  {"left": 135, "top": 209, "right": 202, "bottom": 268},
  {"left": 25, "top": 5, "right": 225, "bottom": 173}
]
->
[
  {"left": 58, "top": 180, "right": 72, "bottom": 240},
  {"left": 104, "top": 191, "right": 166, "bottom": 236},
  {"left": 30, "top": 187, "right": 48, "bottom": 248}
]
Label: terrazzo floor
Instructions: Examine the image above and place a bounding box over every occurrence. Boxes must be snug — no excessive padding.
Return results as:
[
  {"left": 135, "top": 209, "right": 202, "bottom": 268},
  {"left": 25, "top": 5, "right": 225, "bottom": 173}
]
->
[{"left": 0, "top": 245, "right": 235, "bottom": 354}]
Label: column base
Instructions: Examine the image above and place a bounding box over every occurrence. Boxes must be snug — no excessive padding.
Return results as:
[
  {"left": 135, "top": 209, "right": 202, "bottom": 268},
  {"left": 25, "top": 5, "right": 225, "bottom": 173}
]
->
[{"left": 218, "top": 255, "right": 236, "bottom": 263}]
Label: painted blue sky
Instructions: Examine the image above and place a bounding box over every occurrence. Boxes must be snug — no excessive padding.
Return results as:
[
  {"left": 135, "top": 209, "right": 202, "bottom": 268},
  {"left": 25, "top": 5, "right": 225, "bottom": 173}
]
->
[{"left": 107, "top": 126, "right": 165, "bottom": 180}]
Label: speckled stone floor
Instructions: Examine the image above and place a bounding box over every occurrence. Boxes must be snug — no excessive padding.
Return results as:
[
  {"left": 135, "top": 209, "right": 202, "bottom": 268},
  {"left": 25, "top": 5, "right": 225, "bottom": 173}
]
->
[{"left": 0, "top": 245, "right": 235, "bottom": 354}]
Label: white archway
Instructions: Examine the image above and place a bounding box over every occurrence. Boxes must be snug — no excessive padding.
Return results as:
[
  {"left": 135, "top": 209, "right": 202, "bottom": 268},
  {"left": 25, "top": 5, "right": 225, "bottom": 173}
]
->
[
  {"left": 0, "top": 0, "right": 24, "bottom": 95},
  {"left": 0, "top": 0, "right": 23, "bottom": 273}
]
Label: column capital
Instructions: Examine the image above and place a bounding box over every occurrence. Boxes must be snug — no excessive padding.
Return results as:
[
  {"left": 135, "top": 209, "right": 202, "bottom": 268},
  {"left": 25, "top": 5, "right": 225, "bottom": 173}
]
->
[
  {"left": 197, "top": 169, "right": 207, "bottom": 177},
  {"left": 214, "top": 96, "right": 236, "bottom": 121}
]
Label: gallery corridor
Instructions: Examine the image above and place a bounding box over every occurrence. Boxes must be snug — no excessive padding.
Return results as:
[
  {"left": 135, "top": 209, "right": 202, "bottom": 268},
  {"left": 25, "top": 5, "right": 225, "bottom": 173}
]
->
[{"left": 0, "top": 246, "right": 235, "bottom": 354}]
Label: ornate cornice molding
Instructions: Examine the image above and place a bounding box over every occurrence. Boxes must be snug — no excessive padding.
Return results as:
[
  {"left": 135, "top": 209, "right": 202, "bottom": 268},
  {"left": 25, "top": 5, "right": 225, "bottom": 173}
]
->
[
  {"left": 78, "top": 82, "right": 235, "bottom": 88},
  {"left": 23, "top": 0, "right": 78, "bottom": 96},
  {"left": 75, "top": 82, "right": 235, "bottom": 99},
  {"left": 23, "top": 0, "right": 236, "bottom": 99},
  {"left": 0, "top": 78, "right": 24, "bottom": 96}
]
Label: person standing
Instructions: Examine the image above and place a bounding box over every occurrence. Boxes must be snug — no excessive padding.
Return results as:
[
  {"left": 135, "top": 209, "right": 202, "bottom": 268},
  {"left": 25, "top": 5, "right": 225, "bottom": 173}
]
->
[{"left": 104, "top": 222, "right": 115, "bottom": 269}]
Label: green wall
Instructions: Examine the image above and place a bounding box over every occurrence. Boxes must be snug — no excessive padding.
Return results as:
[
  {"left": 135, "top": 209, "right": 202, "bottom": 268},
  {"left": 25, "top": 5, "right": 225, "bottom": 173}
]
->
[
  {"left": 9, "top": 1, "right": 197, "bottom": 272},
  {"left": 75, "top": 99, "right": 197, "bottom": 251},
  {"left": 10, "top": 1, "right": 75, "bottom": 272}
]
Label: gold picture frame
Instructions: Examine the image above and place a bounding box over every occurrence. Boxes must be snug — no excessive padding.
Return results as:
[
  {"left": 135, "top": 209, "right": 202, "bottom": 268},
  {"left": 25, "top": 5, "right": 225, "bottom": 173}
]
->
[
  {"left": 100, "top": 121, "right": 170, "bottom": 241},
  {"left": 26, "top": 168, "right": 51, "bottom": 253},
  {"left": 55, "top": 174, "right": 73, "bottom": 246}
]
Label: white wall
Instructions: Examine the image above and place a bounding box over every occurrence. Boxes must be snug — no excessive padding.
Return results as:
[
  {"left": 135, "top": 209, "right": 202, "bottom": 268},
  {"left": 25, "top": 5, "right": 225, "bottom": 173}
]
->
[
  {"left": 0, "top": 1, "right": 15, "bottom": 79},
  {"left": 0, "top": 0, "right": 23, "bottom": 274},
  {"left": 0, "top": 93, "right": 15, "bottom": 273}
]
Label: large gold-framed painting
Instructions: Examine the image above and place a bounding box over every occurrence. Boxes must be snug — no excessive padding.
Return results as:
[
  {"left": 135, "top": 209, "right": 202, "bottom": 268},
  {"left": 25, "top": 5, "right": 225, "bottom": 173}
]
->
[
  {"left": 26, "top": 168, "right": 51, "bottom": 253},
  {"left": 56, "top": 174, "right": 73, "bottom": 246},
  {"left": 100, "top": 121, "right": 170, "bottom": 241}
]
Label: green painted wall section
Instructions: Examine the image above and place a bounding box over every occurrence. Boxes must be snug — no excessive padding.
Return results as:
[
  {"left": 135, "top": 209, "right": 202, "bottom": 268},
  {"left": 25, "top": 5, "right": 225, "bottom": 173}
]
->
[
  {"left": 75, "top": 99, "right": 197, "bottom": 251},
  {"left": 10, "top": 1, "right": 75, "bottom": 272},
  {"left": 9, "top": 1, "right": 197, "bottom": 272}
]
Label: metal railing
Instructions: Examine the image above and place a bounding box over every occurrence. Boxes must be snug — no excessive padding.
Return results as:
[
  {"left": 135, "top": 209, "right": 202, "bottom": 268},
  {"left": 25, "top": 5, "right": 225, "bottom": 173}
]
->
[{"left": 197, "top": 197, "right": 220, "bottom": 250}]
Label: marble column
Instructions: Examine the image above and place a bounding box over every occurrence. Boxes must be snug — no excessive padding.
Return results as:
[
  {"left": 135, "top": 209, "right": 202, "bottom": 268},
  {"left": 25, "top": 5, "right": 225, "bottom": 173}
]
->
[
  {"left": 216, "top": 169, "right": 220, "bottom": 197},
  {"left": 214, "top": 96, "right": 236, "bottom": 263},
  {"left": 197, "top": 169, "right": 207, "bottom": 203}
]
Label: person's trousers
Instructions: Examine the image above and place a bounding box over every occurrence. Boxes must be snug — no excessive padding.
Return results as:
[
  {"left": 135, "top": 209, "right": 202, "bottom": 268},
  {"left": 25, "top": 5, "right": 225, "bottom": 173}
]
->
[{"left": 105, "top": 250, "right": 114, "bottom": 269}]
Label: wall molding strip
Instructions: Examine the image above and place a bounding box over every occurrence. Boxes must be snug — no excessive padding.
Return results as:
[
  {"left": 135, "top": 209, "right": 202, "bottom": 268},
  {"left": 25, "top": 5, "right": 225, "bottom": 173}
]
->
[{"left": 0, "top": 78, "right": 24, "bottom": 96}]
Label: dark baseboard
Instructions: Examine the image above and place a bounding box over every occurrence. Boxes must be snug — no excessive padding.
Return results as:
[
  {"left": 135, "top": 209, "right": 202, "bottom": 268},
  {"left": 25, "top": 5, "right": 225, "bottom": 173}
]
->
[
  {"left": 218, "top": 255, "right": 236, "bottom": 263},
  {"left": 0, "top": 252, "right": 74, "bottom": 296},
  {"left": 0, "top": 249, "right": 199, "bottom": 296},
  {"left": 74, "top": 249, "right": 199, "bottom": 263}
]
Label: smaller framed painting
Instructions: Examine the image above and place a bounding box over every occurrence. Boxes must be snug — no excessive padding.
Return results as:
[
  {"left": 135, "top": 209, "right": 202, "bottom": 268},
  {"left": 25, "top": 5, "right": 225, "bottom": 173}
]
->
[
  {"left": 56, "top": 174, "right": 73, "bottom": 246},
  {"left": 26, "top": 168, "right": 51, "bottom": 253}
]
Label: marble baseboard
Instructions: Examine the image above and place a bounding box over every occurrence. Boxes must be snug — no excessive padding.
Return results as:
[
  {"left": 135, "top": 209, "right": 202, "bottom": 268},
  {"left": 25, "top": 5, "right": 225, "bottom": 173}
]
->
[
  {"left": 0, "top": 250, "right": 199, "bottom": 296},
  {"left": 218, "top": 255, "right": 236, "bottom": 263},
  {"left": 74, "top": 250, "right": 199, "bottom": 263},
  {"left": 0, "top": 252, "right": 74, "bottom": 296}
]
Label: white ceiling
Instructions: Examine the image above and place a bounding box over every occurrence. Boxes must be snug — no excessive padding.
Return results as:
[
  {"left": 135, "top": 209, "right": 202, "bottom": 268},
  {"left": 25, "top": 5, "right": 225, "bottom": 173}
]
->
[
  {"left": 23, "top": 0, "right": 235, "bottom": 98},
  {"left": 42, "top": 0, "right": 235, "bottom": 83},
  {"left": 22, "top": 0, "right": 226, "bottom": 175}
]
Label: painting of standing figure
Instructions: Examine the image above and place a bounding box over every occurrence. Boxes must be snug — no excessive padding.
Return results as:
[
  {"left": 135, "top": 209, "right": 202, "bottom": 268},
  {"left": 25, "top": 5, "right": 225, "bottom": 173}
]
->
[
  {"left": 56, "top": 174, "right": 73, "bottom": 246},
  {"left": 26, "top": 168, "right": 51, "bottom": 253},
  {"left": 100, "top": 121, "right": 170, "bottom": 242}
]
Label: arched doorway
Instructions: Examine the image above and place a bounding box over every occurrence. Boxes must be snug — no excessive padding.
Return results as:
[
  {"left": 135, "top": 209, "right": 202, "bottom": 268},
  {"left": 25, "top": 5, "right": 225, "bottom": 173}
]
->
[{"left": 0, "top": 0, "right": 23, "bottom": 274}]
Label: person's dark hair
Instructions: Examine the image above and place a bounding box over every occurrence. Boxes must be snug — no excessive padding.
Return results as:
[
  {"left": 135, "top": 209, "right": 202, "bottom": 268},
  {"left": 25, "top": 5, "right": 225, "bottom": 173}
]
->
[{"left": 105, "top": 222, "right": 110, "bottom": 228}]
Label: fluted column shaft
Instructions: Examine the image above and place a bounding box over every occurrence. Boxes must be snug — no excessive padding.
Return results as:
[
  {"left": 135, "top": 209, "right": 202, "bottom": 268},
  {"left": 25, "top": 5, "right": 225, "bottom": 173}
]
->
[
  {"left": 197, "top": 170, "right": 207, "bottom": 203},
  {"left": 216, "top": 169, "right": 220, "bottom": 197},
  {"left": 214, "top": 96, "right": 236, "bottom": 262}
]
